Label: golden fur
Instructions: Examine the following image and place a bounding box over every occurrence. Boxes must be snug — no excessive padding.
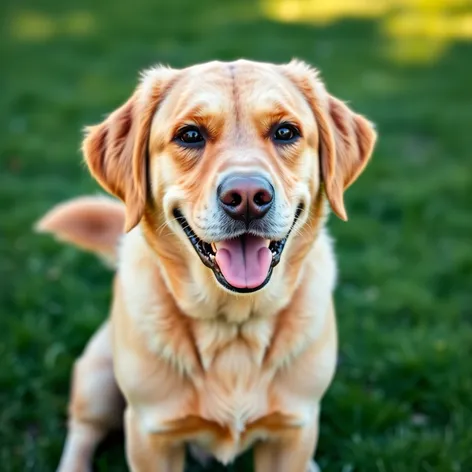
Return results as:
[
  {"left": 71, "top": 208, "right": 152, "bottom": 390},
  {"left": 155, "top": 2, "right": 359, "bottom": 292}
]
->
[{"left": 36, "top": 59, "right": 376, "bottom": 472}]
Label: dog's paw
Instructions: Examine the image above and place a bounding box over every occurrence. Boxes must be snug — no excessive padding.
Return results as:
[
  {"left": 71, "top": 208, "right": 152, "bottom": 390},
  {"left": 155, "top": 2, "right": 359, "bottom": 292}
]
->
[{"left": 308, "top": 460, "right": 321, "bottom": 472}]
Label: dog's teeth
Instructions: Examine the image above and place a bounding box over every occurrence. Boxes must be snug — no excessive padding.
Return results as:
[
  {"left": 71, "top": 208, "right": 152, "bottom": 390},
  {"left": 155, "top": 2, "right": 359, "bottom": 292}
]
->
[{"left": 211, "top": 243, "right": 217, "bottom": 253}]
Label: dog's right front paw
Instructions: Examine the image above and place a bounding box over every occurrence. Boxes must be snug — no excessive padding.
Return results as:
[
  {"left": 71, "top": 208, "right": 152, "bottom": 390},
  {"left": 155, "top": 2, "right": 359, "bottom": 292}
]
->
[{"left": 307, "top": 460, "right": 321, "bottom": 472}]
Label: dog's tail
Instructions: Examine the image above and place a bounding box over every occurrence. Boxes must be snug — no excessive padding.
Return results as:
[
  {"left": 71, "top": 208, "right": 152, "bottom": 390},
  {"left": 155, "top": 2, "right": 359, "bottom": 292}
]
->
[{"left": 35, "top": 195, "right": 125, "bottom": 267}]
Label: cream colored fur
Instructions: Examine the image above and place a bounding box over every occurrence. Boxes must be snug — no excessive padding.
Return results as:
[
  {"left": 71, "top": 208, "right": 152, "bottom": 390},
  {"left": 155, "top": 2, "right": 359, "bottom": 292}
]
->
[{"left": 36, "top": 59, "right": 376, "bottom": 472}]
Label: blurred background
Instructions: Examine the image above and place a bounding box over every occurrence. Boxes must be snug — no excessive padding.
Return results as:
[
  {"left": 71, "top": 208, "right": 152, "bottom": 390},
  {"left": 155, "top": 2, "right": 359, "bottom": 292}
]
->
[{"left": 1, "top": 0, "right": 472, "bottom": 470}]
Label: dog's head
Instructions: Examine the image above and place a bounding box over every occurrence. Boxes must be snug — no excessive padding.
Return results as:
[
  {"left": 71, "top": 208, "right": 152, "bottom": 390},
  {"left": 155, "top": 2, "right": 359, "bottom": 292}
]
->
[{"left": 83, "top": 60, "right": 376, "bottom": 294}]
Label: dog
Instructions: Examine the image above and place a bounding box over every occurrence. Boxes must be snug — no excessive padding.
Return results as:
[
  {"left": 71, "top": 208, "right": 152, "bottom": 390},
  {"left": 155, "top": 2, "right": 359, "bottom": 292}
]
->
[{"left": 36, "top": 59, "right": 376, "bottom": 472}]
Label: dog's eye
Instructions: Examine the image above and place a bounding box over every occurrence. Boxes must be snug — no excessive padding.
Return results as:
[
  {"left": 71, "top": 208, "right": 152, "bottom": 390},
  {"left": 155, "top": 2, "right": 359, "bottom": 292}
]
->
[
  {"left": 176, "top": 126, "right": 205, "bottom": 147},
  {"left": 273, "top": 124, "right": 300, "bottom": 143}
]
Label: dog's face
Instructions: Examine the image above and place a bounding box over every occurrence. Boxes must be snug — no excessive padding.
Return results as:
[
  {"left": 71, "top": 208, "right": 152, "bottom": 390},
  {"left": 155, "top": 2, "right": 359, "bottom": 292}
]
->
[
  {"left": 148, "top": 61, "right": 319, "bottom": 293},
  {"left": 83, "top": 60, "right": 376, "bottom": 294}
]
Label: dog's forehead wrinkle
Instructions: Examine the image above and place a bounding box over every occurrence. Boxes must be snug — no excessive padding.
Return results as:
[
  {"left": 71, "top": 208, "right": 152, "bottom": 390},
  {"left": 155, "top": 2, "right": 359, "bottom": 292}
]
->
[
  {"left": 172, "top": 92, "right": 228, "bottom": 122},
  {"left": 228, "top": 62, "right": 244, "bottom": 142},
  {"left": 229, "top": 62, "right": 296, "bottom": 137}
]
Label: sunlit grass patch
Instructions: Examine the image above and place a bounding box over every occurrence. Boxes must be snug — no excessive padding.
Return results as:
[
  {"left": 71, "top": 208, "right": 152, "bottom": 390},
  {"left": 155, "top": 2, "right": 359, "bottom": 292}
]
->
[{"left": 10, "top": 10, "right": 96, "bottom": 42}]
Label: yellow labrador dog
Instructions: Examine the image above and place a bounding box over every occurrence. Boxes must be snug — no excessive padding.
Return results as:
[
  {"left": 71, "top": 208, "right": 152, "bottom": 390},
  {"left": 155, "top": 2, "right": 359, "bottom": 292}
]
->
[{"left": 37, "top": 59, "right": 376, "bottom": 472}]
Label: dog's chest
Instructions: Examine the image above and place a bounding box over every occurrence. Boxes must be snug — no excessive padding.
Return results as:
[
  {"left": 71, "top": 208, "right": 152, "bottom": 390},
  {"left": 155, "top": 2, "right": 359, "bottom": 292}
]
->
[
  {"left": 186, "top": 319, "right": 280, "bottom": 459},
  {"left": 190, "top": 341, "right": 274, "bottom": 462},
  {"left": 198, "top": 340, "right": 270, "bottom": 424}
]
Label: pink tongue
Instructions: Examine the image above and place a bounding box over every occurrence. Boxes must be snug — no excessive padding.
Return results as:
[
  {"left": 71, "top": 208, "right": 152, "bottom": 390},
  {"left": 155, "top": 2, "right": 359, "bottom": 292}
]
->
[{"left": 215, "top": 235, "right": 272, "bottom": 289}]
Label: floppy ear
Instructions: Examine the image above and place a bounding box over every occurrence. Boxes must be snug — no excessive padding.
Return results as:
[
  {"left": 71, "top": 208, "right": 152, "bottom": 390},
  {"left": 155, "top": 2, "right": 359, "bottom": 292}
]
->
[
  {"left": 282, "top": 60, "right": 377, "bottom": 220},
  {"left": 82, "top": 66, "right": 177, "bottom": 231}
]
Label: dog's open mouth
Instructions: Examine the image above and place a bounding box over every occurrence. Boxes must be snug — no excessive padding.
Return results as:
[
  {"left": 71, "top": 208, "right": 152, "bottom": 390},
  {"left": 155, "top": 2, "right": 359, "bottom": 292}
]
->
[{"left": 173, "top": 207, "right": 303, "bottom": 294}]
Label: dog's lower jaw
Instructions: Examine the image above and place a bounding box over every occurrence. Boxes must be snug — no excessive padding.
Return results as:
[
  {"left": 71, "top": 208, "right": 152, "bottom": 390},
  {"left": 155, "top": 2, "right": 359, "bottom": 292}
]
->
[{"left": 188, "top": 258, "right": 293, "bottom": 323}]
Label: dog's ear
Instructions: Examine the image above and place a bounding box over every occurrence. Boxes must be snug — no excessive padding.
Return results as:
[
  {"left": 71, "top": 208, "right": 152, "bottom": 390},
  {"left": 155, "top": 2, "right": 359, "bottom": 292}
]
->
[
  {"left": 82, "top": 66, "right": 177, "bottom": 232},
  {"left": 282, "top": 60, "right": 377, "bottom": 220}
]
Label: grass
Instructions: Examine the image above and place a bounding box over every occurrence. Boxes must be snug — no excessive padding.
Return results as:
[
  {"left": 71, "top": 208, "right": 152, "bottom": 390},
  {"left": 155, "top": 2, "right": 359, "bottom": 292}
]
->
[{"left": 1, "top": 0, "right": 472, "bottom": 470}]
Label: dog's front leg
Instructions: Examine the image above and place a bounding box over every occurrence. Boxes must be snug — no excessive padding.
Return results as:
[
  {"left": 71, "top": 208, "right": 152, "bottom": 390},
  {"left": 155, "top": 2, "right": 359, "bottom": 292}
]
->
[
  {"left": 253, "top": 415, "right": 319, "bottom": 472},
  {"left": 57, "top": 322, "right": 123, "bottom": 472},
  {"left": 125, "top": 407, "right": 185, "bottom": 472}
]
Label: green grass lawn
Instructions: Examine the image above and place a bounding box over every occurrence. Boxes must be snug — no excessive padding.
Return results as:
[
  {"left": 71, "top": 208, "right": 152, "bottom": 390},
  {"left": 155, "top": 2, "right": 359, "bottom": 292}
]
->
[{"left": 1, "top": 0, "right": 472, "bottom": 470}]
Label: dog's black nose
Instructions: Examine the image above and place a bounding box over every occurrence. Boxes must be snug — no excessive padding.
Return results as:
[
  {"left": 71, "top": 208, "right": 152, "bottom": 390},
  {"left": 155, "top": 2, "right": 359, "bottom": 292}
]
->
[{"left": 218, "top": 174, "right": 274, "bottom": 224}]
